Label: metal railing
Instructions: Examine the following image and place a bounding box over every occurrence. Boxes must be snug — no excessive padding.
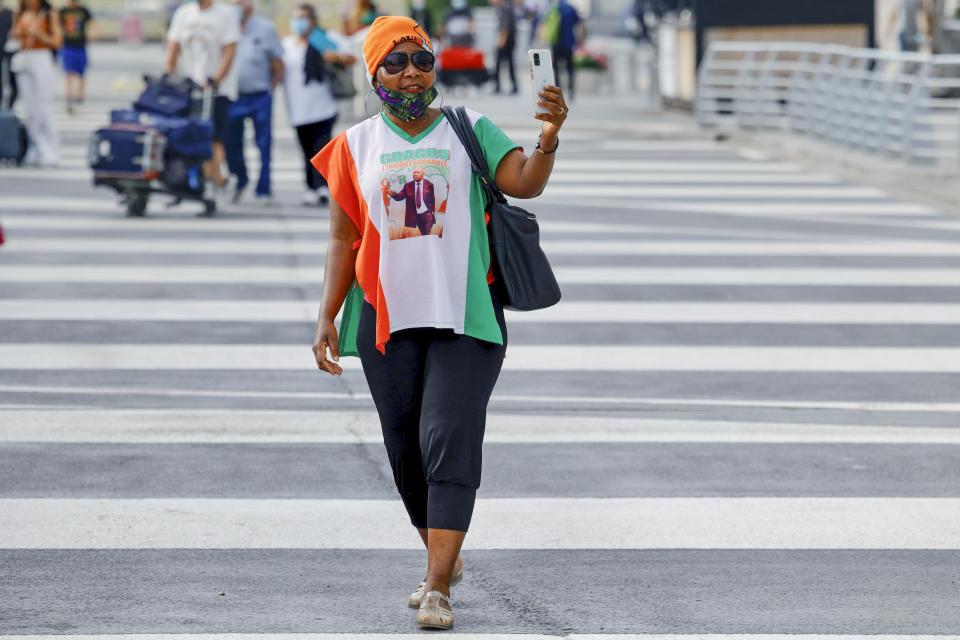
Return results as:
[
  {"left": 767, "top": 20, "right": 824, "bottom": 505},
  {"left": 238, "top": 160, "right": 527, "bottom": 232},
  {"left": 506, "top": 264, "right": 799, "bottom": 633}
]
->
[{"left": 695, "top": 41, "right": 960, "bottom": 167}]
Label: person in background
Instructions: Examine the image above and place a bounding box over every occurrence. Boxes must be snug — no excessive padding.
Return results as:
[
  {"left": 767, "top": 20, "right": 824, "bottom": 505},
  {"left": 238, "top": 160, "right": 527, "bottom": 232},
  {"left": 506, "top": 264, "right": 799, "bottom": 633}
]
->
[
  {"left": 59, "top": 0, "right": 94, "bottom": 114},
  {"left": 885, "top": 0, "right": 934, "bottom": 52},
  {"left": 164, "top": 0, "right": 240, "bottom": 196},
  {"left": 523, "top": 0, "right": 545, "bottom": 48},
  {"left": 225, "top": 0, "right": 282, "bottom": 204},
  {"left": 343, "top": 0, "right": 376, "bottom": 35},
  {"left": 282, "top": 3, "right": 355, "bottom": 206},
  {"left": 409, "top": 0, "right": 432, "bottom": 38},
  {"left": 490, "top": 0, "right": 516, "bottom": 94},
  {"left": 443, "top": 0, "right": 473, "bottom": 47},
  {"left": 10, "top": 0, "right": 62, "bottom": 166},
  {"left": 543, "top": 0, "right": 581, "bottom": 98},
  {"left": 0, "top": 0, "right": 17, "bottom": 109},
  {"left": 162, "top": 0, "right": 179, "bottom": 41}
]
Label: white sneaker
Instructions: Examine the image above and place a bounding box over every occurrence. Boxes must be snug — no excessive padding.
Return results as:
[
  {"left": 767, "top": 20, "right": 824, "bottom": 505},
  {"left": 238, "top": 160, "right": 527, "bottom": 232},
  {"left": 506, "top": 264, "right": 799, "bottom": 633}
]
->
[
  {"left": 316, "top": 185, "right": 330, "bottom": 205},
  {"left": 255, "top": 194, "right": 277, "bottom": 207},
  {"left": 301, "top": 188, "right": 320, "bottom": 206}
]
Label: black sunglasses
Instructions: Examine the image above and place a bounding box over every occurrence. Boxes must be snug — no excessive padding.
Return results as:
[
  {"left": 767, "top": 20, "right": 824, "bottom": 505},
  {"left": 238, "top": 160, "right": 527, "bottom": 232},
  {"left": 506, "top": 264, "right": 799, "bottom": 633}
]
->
[{"left": 381, "top": 51, "right": 435, "bottom": 75}]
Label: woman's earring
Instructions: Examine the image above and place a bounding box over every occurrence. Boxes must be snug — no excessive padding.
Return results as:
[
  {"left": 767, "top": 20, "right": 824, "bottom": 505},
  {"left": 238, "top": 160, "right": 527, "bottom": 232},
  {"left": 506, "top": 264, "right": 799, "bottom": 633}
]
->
[{"left": 364, "top": 88, "right": 380, "bottom": 119}]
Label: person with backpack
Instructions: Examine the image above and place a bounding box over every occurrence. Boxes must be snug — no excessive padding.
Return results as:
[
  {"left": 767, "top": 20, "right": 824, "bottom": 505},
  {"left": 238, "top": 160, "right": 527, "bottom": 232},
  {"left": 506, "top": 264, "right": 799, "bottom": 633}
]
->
[
  {"left": 541, "top": 0, "right": 581, "bottom": 98},
  {"left": 59, "top": 0, "right": 94, "bottom": 114},
  {"left": 10, "top": 0, "right": 62, "bottom": 167}
]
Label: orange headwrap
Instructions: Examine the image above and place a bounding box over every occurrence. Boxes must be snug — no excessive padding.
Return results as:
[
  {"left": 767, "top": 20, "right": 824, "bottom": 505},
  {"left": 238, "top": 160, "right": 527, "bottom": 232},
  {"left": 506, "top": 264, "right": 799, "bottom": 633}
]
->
[{"left": 362, "top": 15, "right": 434, "bottom": 80}]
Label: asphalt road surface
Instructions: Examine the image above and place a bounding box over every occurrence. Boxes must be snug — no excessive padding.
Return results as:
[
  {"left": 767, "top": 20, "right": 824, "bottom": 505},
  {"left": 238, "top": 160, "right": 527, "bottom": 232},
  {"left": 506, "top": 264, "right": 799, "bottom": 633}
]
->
[{"left": 2, "top": 44, "right": 960, "bottom": 638}]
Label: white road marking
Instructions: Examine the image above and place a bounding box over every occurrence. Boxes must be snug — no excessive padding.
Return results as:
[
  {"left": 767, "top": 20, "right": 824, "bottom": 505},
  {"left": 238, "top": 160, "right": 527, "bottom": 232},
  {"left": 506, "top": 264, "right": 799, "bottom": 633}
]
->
[
  {"left": 10, "top": 300, "right": 960, "bottom": 325},
  {"left": 4, "top": 497, "right": 960, "bottom": 548},
  {"left": 2, "top": 383, "right": 959, "bottom": 412},
  {"left": 1, "top": 409, "right": 958, "bottom": 444},
  {"left": 6, "top": 344, "right": 960, "bottom": 371},
  {"left": 10, "top": 238, "right": 960, "bottom": 256},
  {"left": 2, "top": 265, "right": 960, "bottom": 284},
  {"left": 4, "top": 636, "right": 958, "bottom": 640},
  {"left": 0, "top": 214, "right": 862, "bottom": 242}
]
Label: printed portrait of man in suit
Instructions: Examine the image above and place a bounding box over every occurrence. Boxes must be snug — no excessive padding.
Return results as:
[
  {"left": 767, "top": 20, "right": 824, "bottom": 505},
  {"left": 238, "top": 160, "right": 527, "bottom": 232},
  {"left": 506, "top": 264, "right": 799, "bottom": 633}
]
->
[{"left": 389, "top": 168, "right": 436, "bottom": 236}]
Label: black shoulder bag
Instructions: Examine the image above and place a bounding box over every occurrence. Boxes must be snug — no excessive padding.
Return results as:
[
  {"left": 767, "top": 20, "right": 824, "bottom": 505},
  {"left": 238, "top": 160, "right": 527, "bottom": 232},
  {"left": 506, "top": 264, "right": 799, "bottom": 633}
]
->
[{"left": 441, "top": 106, "right": 561, "bottom": 311}]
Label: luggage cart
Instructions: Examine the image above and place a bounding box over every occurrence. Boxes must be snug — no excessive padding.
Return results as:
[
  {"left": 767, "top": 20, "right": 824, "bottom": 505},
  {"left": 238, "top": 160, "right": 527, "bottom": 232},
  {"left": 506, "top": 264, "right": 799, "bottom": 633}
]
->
[{"left": 90, "top": 74, "right": 217, "bottom": 217}]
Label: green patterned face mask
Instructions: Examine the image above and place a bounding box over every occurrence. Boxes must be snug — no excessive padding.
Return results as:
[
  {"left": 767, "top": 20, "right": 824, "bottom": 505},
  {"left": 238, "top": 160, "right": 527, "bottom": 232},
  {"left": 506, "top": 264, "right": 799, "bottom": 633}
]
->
[{"left": 376, "top": 84, "right": 438, "bottom": 122}]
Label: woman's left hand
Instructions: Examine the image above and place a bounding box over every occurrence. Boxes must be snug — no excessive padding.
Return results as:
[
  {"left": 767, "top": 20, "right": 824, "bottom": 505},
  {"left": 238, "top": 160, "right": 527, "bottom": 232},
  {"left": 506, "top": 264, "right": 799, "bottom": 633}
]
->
[{"left": 534, "top": 85, "right": 568, "bottom": 139}]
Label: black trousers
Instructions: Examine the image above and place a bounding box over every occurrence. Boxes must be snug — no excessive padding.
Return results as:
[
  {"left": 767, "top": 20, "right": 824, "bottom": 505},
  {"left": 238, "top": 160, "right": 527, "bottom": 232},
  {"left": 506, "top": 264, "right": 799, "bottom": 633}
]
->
[
  {"left": 295, "top": 116, "right": 336, "bottom": 190},
  {"left": 552, "top": 44, "right": 575, "bottom": 97},
  {"left": 494, "top": 41, "right": 516, "bottom": 92},
  {"left": 357, "top": 286, "right": 508, "bottom": 532}
]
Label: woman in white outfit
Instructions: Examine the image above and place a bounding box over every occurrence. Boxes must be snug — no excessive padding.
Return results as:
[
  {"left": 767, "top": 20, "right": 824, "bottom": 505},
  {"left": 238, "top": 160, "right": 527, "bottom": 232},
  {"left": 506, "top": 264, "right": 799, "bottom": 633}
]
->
[
  {"left": 10, "top": 0, "right": 62, "bottom": 166},
  {"left": 281, "top": 3, "right": 355, "bottom": 206}
]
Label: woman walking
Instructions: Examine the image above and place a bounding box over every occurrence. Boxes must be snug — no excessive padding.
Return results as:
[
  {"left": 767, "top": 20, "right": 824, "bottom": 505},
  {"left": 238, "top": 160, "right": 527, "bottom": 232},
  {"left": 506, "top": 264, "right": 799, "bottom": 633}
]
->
[
  {"left": 310, "top": 16, "right": 567, "bottom": 630},
  {"left": 281, "top": 3, "right": 355, "bottom": 206},
  {"left": 10, "top": 0, "right": 61, "bottom": 166}
]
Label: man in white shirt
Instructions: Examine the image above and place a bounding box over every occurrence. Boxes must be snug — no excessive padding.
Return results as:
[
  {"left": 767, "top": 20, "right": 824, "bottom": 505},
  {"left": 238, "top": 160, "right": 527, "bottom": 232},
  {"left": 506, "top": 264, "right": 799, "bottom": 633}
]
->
[{"left": 164, "top": 0, "right": 240, "bottom": 192}]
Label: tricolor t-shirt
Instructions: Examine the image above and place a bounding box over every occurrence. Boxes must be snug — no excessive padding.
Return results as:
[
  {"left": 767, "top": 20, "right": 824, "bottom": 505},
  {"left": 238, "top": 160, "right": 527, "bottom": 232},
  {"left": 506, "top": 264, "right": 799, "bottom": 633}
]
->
[{"left": 311, "top": 110, "right": 520, "bottom": 355}]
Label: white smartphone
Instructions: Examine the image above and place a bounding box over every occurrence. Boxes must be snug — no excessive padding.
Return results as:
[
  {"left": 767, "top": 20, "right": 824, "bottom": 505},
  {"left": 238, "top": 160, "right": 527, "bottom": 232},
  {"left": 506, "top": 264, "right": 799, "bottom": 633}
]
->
[{"left": 528, "top": 49, "right": 555, "bottom": 115}]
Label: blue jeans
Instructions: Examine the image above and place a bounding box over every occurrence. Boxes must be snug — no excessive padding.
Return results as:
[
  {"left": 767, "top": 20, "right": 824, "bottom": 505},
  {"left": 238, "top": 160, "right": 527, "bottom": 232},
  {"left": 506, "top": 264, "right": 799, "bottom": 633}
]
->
[{"left": 224, "top": 91, "right": 273, "bottom": 196}]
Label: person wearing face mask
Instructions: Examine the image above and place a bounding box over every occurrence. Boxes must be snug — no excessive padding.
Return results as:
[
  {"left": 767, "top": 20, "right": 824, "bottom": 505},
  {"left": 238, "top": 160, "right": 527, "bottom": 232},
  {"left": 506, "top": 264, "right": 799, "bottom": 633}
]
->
[
  {"left": 281, "top": 3, "right": 355, "bottom": 206},
  {"left": 164, "top": 0, "right": 241, "bottom": 197},
  {"left": 310, "top": 15, "right": 568, "bottom": 630},
  {"left": 223, "top": 0, "right": 283, "bottom": 204},
  {"left": 442, "top": 0, "right": 473, "bottom": 47}
]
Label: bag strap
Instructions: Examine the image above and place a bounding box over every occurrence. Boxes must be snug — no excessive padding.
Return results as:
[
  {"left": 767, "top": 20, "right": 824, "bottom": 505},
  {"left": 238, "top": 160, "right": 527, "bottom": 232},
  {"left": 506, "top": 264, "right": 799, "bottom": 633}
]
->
[{"left": 441, "top": 106, "right": 506, "bottom": 205}]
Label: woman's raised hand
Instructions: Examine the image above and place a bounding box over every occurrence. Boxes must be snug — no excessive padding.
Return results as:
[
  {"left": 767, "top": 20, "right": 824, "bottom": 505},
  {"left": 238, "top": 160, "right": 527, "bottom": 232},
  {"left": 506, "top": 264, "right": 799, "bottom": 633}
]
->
[
  {"left": 313, "top": 319, "right": 343, "bottom": 375},
  {"left": 535, "top": 85, "right": 568, "bottom": 139}
]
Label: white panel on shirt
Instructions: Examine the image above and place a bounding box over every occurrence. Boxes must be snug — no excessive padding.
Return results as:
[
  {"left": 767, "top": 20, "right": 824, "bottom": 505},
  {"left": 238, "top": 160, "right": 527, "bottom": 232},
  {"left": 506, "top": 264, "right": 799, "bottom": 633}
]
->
[
  {"left": 281, "top": 33, "right": 350, "bottom": 127},
  {"left": 344, "top": 110, "right": 487, "bottom": 335}
]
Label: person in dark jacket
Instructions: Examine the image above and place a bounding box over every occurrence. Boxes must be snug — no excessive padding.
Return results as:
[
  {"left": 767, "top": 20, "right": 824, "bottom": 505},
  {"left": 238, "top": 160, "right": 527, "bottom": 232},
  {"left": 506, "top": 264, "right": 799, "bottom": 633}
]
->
[{"left": 490, "top": 0, "right": 517, "bottom": 94}]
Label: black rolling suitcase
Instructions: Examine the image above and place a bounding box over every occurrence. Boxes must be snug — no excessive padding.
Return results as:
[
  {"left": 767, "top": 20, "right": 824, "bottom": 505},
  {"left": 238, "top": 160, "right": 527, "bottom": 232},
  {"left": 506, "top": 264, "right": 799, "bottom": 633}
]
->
[{"left": 0, "top": 55, "right": 27, "bottom": 165}]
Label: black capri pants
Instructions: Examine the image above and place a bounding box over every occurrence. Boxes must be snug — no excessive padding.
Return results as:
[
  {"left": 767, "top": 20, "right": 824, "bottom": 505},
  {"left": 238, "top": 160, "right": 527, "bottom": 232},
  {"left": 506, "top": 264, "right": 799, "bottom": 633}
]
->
[{"left": 357, "top": 285, "right": 508, "bottom": 532}]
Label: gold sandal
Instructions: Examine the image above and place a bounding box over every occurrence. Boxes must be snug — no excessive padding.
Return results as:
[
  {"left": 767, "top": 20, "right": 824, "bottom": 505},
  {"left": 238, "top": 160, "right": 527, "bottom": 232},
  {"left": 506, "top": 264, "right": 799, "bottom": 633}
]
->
[
  {"left": 408, "top": 558, "right": 463, "bottom": 608},
  {"left": 417, "top": 590, "right": 454, "bottom": 630}
]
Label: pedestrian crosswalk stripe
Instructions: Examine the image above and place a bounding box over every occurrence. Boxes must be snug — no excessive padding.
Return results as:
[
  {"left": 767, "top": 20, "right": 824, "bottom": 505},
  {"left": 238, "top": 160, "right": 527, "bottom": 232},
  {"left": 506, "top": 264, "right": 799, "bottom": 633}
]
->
[
  {"left": 4, "top": 497, "right": 960, "bottom": 549},
  {"left": 4, "top": 631, "right": 960, "bottom": 640},
  {"left": 5, "top": 344, "right": 960, "bottom": 372},
  {"left": 3, "top": 383, "right": 959, "bottom": 412},
  {"left": 3, "top": 265, "right": 960, "bottom": 284},
  {"left": 2, "top": 409, "right": 958, "bottom": 444},
  {"left": 8, "top": 635, "right": 956, "bottom": 640},
  {"left": 0, "top": 214, "right": 867, "bottom": 242},
  {"left": 9, "top": 300, "right": 960, "bottom": 324},
  {"left": 8, "top": 166, "right": 846, "bottom": 185},
  {"left": 11, "top": 238, "right": 960, "bottom": 256},
  {"left": 542, "top": 198, "right": 937, "bottom": 217}
]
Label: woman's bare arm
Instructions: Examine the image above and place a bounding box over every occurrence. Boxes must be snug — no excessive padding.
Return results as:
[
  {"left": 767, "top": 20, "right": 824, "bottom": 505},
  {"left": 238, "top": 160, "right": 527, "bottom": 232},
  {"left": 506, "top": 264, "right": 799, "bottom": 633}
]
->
[
  {"left": 313, "top": 197, "right": 361, "bottom": 375},
  {"left": 493, "top": 85, "right": 568, "bottom": 199}
]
